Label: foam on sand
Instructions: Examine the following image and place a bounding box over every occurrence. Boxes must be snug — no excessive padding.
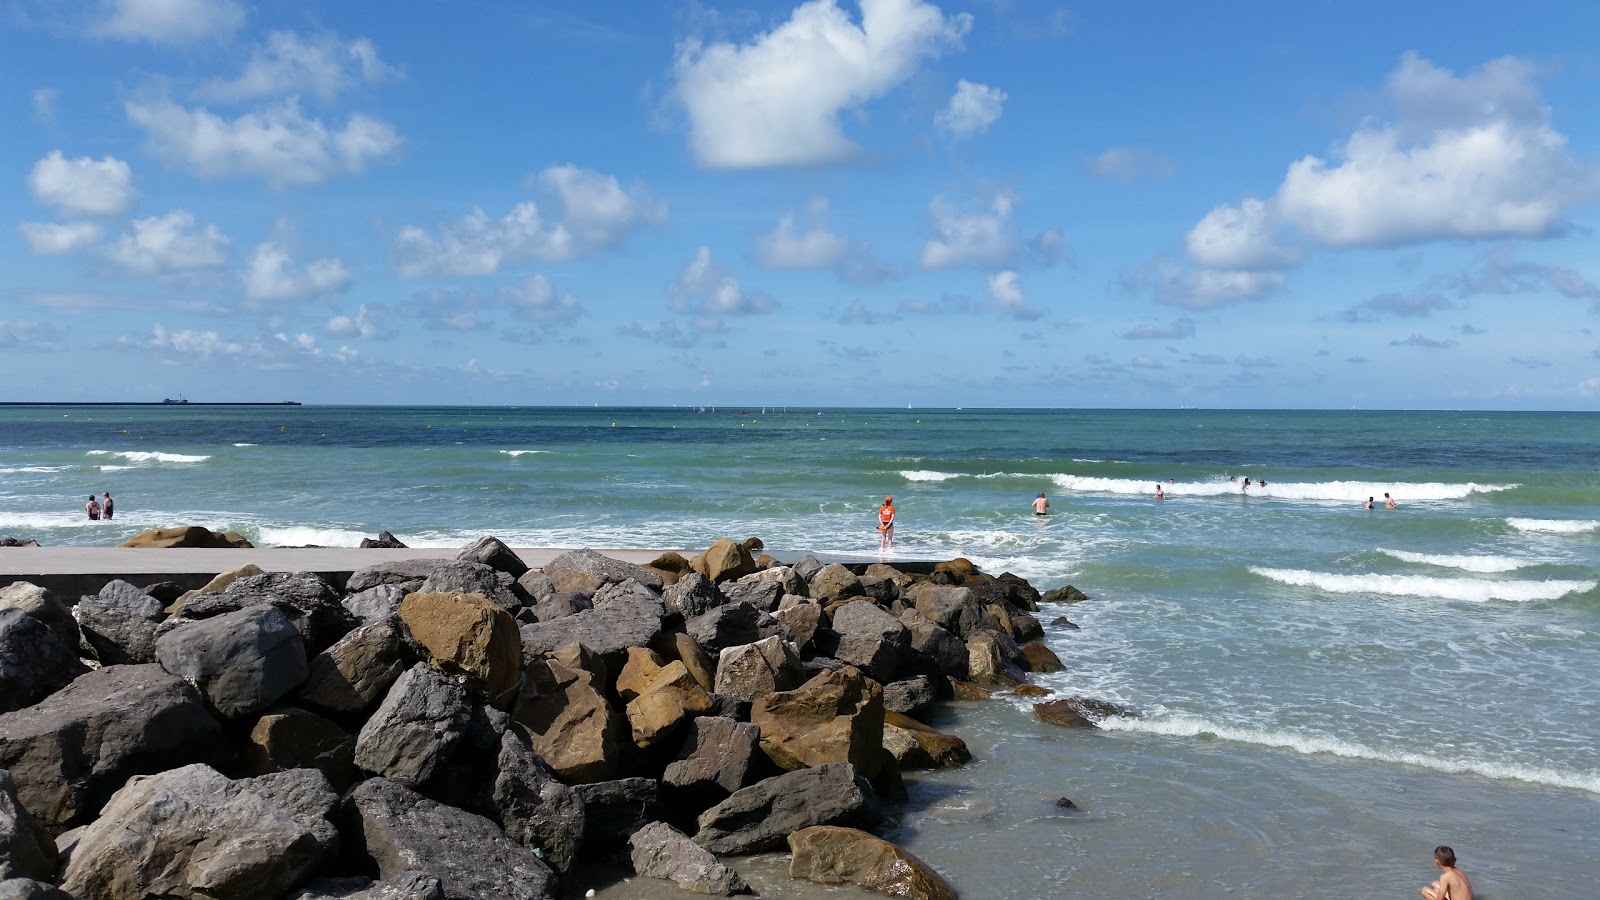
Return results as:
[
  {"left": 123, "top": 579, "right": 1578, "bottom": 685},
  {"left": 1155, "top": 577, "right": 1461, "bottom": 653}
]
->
[
  {"left": 1377, "top": 548, "right": 1534, "bottom": 573},
  {"left": 1250, "top": 567, "right": 1595, "bottom": 603},
  {"left": 1507, "top": 518, "right": 1600, "bottom": 534},
  {"left": 1097, "top": 712, "right": 1600, "bottom": 796},
  {"left": 86, "top": 450, "right": 210, "bottom": 464}
]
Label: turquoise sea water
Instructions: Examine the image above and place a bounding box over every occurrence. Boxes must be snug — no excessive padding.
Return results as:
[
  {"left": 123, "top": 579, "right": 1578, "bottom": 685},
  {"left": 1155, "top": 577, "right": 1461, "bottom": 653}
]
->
[{"left": 3, "top": 405, "right": 1597, "bottom": 895}]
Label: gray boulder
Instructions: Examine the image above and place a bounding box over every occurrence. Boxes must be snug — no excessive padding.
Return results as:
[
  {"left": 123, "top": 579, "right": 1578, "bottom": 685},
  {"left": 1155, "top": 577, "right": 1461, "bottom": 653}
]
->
[
  {"left": 824, "top": 600, "right": 910, "bottom": 683},
  {"left": 0, "top": 880, "right": 73, "bottom": 900},
  {"left": 0, "top": 769, "right": 55, "bottom": 881},
  {"left": 291, "top": 872, "right": 444, "bottom": 900},
  {"left": 354, "top": 664, "right": 471, "bottom": 784},
  {"left": 73, "top": 580, "right": 164, "bottom": 664},
  {"left": 417, "top": 561, "right": 526, "bottom": 613},
  {"left": 791, "top": 555, "right": 825, "bottom": 582},
  {"left": 544, "top": 549, "right": 664, "bottom": 593},
  {"left": 295, "top": 617, "right": 413, "bottom": 715},
  {"left": 694, "top": 763, "right": 881, "bottom": 855},
  {"left": 515, "top": 570, "right": 555, "bottom": 603},
  {"left": 345, "top": 560, "right": 438, "bottom": 595},
  {"left": 574, "top": 778, "right": 664, "bottom": 849},
  {"left": 61, "top": 763, "right": 337, "bottom": 900},
  {"left": 808, "top": 564, "right": 864, "bottom": 602},
  {"left": 456, "top": 536, "right": 529, "bottom": 579},
  {"left": 343, "top": 585, "right": 409, "bottom": 622},
  {"left": 592, "top": 578, "right": 662, "bottom": 606},
  {"left": 685, "top": 602, "right": 760, "bottom": 654},
  {"left": 882, "top": 675, "right": 937, "bottom": 714},
  {"left": 721, "top": 579, "right": 781, "bottom": 612},
  {"left": 0, "top": 583, "right": 77, "bottom": 648},
  {"left": 713, "top": 637, "right": 804, "bottom": 703},
  {"left": 907, "top": 583, "right": 984, "bottom": 639},
  {"left": 0, "top": 609, "right": 89, "bottom": 714},
  {"left": 629, "top": 822, "right": 751, "bottom": 896},
  {"left": 489, "top": 732, "right": 585, "bottom": 873},
  {"left": 663, "top": 573, "right": 725, "bottom": 618},
  {"left": 662, "top": 717, "right": 759, "bottom": 809},
  {"left": 518, "top": 597, "right": 670, "bottom": 671},
  {"left": 156, "top": 605, "right": 309, "bottom": 718},
  {"left": 899, "top": 609, "right": 968, "bottom": 679},
  {"left": 344, "top": 777, "right": 556, "bottom": 900},
  {"left": 528, "top": 592, "right": 590, "bottom": 623},
  {"left": 176, "top": 571, "right": 356, "bottom": 654},
  {"left": 0, "top": 664, "right": 220, "bottom": 828}
]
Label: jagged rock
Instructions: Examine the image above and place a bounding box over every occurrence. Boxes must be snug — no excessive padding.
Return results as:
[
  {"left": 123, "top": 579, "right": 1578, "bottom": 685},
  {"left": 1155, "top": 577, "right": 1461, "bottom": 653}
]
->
[
  {"left": 615, "top": 646, "right": 668, "bottom": 701},
  {"left": 674, "top": 633, "right": 716, "bottom": 693},
  {"left": 825, "top": 600, "right": 910, "bottom": 683},
  {"left": 692, "top": 539, "right": 756, "bottom": 584},
  {"left": 174, "top": 572, "right": 355, "bottom": 654},
  {"left": 694, "top": 764, "right": 880, "bottom": 855},
  {"left": 1020, "top": 640, "right": 1064, "bottom": 673},
  {"left": 0, "top": 879, "right": 72, "bottom": 899},
  {"left": 965, "top": 630, "right": 1026, "bottom": 687},
  {"left": 574, "top": 778, "right": 664, "bottom": 848},
  {"left": 1010, "top": 612, "right": 1045, "bottom": 642},
  {"left": 1048, "top": 615, "right": 1080, "bottom": 629},
  {"left": 663, "top": 573, "right": 726, "bottom": 618},
  {"left": 882, "top": 675, "right": 937, "bottom": 715},
  {"left": 743, "top": 565, "right": 806, "bottom": 597},
  {"left": 663, "top": 717, "right": 759, "bottom": 809},
  {"left": 118, "top": 526, "right": 252, "bottom": 549},
  {"left": 907, "top": 583, "right": 984, "bottom": 639},
  {"left": 774, "top": 603, "right": 823, "bottom": 649},
  {"left": 1013, "top": 684, "right": 1051, "bottom": 698},
  {"left": 295, "top": 617, "right": 413, "bottom": 715},
  {"left": 1041, "top": 584, "right": 1089, "bottom": 604},
  {"left": 173, "top": 564, "right": 265, "bottom": 609},
  {"left": 881, "top": 711, "right": 970, "bottom": 769},
  {"left": 751, "top": 666, "right": 884, "bottom": 778},
  {"left": 398, "top": 592, "right": 521, "bottom": 699},
  {"left": 545, "top": 549, "right": 664, "bottom": 593},
  {"left": 791, "top": 555, "right": 825, "bottom": 581},
  {"left": 62, "top": 764, "right": 337, "bottom": 900},
  {"left": 857, "top": 576, "right": 899, "bottom": 605},
  {"left": 344, "top": 777, "right": 556, "bottom": 900},
  {"left": 345, "top": 560, "right": 439, "bottom": 595},
  {"left": 713, "top": 636, "right": 804, "bottom": 703},
  {"left": 720, "top": 579, "right": 781, "bottom": 613},
  {"left": 343, "top": 585, "right": 409, "bottom": 622},
  {"left": 156, "top": 605, "right": 309, "bottom": 718},
  {"left": 592, "top": 578, "right": 662, "bottom": 606},
  {"left": 529, "top": 592, "right": 591, "bottom": 623},
  {"left": 0, "top": 665, "right": 220, "bottom": 828},
  {"left": 519, "top": 598, "right": 670, "bottom": 673},
  {"left": 788, "top": 825, "right": 955, "bottom": 900},
  {"left": 456, "top": 536, "right": 529, "bottom": 578},
  {"left": 0, "top": 583, "right": 77, "bottom": 648},
  {"left": 0, "top": 768, "right": 55, "bottom": 881},
  {"left": 490, "top": 730, "right": 585, "bottom": 874},
  {"left": 629, "top": 822, "right": 751, "bottom": 896},
  {"left": 998, "top": 572, "right": 1042, "bottom": 609},
  {"left": 863, "top": 564, "right": 914, "bottom": 592},
  {"left": 515, "top": 569, "right": 555, "bottom": 602},
  {"left": 359, "top": 530, "right": 410, "bottom": 549},
  {"left": 643, "top": 552, "right": 693, "bottom": 587},
  {"left": 0, "top": 609, "right": 88, "bottom": 714},
  {"left": 73, "top": 580, "right": 164, "bottom": 664},
  {"left": 808, "top": 564, "right": 864, "bottom": 602},
  {"left": 0, "top": 538, "right": 41, "bottom": 548},
  {"left": 898, "top": 609, "right": 968, "bottom": 679},
  {"left": 1033, "top": 696, "right": 1131, "bottom": 728},
  {"left": 417, "top": 561, "right": 526, "bottom": 614},
  {"left": 949, "top": 680, "right": 993, "bottom": 700},
  {"left": 242, "top": 706, "right": 355, "bottom": 788},
  {"left": 685, "top": 602, "right": 760, "bottom": 654},
  {"left": 511, "top": 656, "right": 625, "bottom": 784},
  {"left": 354, "top": 663, "right": 471, "bottom": 783},
  {"left": 626, "top": 661, "right": 715, "bottom": 748},
  {"left": 291, "top": 872, "right": 443, "bottom": 899}
]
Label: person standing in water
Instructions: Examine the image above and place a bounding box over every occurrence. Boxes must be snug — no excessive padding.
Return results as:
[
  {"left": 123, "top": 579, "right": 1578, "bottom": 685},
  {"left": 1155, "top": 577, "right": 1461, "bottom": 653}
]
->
[
  {"left": 84, "top": 494, "right": 101, "bottom": 520},
  {"left": 1155, "top": 484, "right": 1165, "bottom": 500},
  {"left": 1032, "top": 492, "right": 1049, "bottom": 515},
  {"left": 101, "top": 491, "right": 114, "bottom": 520},
  {"left": 1420, "top": 845, "right": 1472, "bottom": 900},
  {"left": 1366, "top": 497, "right": 1374, "bottom": 510},
  {"left": 877, "top": 496, "right": 896, "bottom": 551},
  {"left": 1385, "top": 492, "right": 1396, "bottom": 510}
]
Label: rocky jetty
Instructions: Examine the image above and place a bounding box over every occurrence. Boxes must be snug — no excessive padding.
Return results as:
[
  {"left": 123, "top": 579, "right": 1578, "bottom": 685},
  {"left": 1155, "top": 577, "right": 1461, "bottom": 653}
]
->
[{"left": 0, "top": 538, "right": 1098, "bottom": 899}]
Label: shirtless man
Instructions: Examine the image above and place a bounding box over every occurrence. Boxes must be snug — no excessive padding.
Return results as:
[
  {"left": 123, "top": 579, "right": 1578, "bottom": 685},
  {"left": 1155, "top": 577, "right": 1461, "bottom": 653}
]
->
[
  {"left": 1384, "top": 492, "right": 1396, "bottom": 510},
  {"left": 1421, "top": 845, "right": 1472, "bottom": 900},
  {"left": 1032, "top": 493, "right": 1049, "bottom": 515},
  {"left": 1155, "top": 484, "right": 1165, "bottom": 500}
]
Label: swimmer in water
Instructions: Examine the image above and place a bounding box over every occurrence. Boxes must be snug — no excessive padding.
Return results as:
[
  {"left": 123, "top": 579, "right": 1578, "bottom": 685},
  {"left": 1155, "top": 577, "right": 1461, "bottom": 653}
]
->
[
  {"left": 1155, "top": 483, "right": 1165, "bottom": 500},
  {"left": 1032, "top": 492, "right": 1049, "bottom": 516},
  {"left": 1385, "top": 492, "right": 1396, "bottom": 510},
  {"left": 1366, "top": 497, "right": 1374, "bottom": 510},
  {"left": 1420, "top": 845, "right": 1472, "bottom": 900}
]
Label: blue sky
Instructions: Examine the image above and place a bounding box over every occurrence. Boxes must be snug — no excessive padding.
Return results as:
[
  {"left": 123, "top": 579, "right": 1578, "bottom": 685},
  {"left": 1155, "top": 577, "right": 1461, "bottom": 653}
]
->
[{"left": 3, "top": 0, "right": 1598, "bottom": 409}]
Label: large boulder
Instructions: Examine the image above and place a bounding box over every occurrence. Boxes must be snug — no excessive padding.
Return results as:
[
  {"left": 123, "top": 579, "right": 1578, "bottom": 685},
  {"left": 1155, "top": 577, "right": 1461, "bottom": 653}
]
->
[
  {"left": 751, "top": 666, "right": 884, "bottom": 778},
  {"left": 73, "top": 580, "right": 165, "bottom": 664},
  {"left": 721, "top": 579, "right": 782, "bottom": 613},
  {"left": 544, "top": 549, "right": 664, "bottom": 594},
  {"left": 156, "top": 605, "right": 309, "bottom": 718},
  {"left": 824, "top": 601, "right": 910, "bottom": 683},
  {"left": 359, "top": 530, "right": 410, "bottom": 549},
  {"left": 899, "top": 609, "right": 968, "bottom": 679},
  {"left": 354, "top": 663, "right": 471, "bottom": 783},
  {"left": 742, "top": 565, "right": 806, "bottom": 597},
  {"left": 416, "top": 562, "right": 526, "bottom": 614},
  {"left": 663, "top": 717, "right": 760, "bottom": 809},
  {"left": 685, "top": 602, "right": 760, "bottom": 654},
  {"left": 691, "top": 539, "right": 756, "bottom": 584},
  {"left": 518, "top": 598, "right": 671, "bottom": 673},
  {"left": 242, "top": 707, "right": 355, "bottom": 788},
  {"left": 344, "top": 777, "right": 556, "bottom": 900},
  {"left": 642, "top": 552, "right": 693, "bottom": 587},
  {"left": 787, "top": 825, "right": 955, "bottom": 900},
  {"left": 694, "top": 764, "right": 880, "bottom": 855},
  {"left": 0, "top": 768, "right": 55, "bottom": 881},
  {"left": 1019, "top": 640, "right": 1064, "bottom": 673},
  {"left": 345, "top": 560, "right": 440, "bottom": 595},
  {"left": 291, "top": 872, "right": 443, "bottom": 899},
  {"left": 118, "top": 526, "right": 251, "bottom": 548},
  {"left": 0, "top": 609, "right": 89, "bottom": 714},
  {"left": 511, "top": 656, "right": 625, "bottom": 784},
  {"left": 0, "top": 583, "right": 77, "bottom": 648},
  {"left": 625, "top": 661, "right": 715, "bottom": 749},
  {"left": 398, "top": 592, "right": 521, "bottom": 699},
  {"left": 61, "top": 764, "right": 338, "bottom": 900},
  {"left": 965, "top": 630, "right": 1026, "bottom": 687},
  {"left": 0, "top": 665, "right": 220, "bottom": 828},
  {"left": 0, "top": 879, "right": 72, "bottom": 900},
  {"left": 629, "top": 822, "right": 751, "bottom": 896},
  {"left": 808, "top": 564, "right": 863, "bottom": 602},
  {"left": 173, "top": 572, "right": 355, "bottom": 654},
  {"left": 881, "top": 711, "right": 971, "bottom": 770},
  {"left": 591, "top": 579, "right": 661, "bottom": 606},
  {"left": 663, "top": 573, "right": 726, "bottom": 619},
  {"left": 774, "top": 603, "right": 823, "bottom": 649},
  {"left": 574, "top": 778, "right": 664, "bottom": 849},
  {"left": 1041, "top": 584, "right": 1089, "bottom": 604},
  {"left": 907, "top": 583, "right": 984, "bottom": 639},
  {"left": 295, "top": 617, "right": 413, "bottom": 715},
  {"left": 713, "top": 636, "right": 804, "bottom": 703},
  {"left": 343, "top": 585, "right": 410, "bottom": 622},
  {"left": 882, "top": 675, "right": 938, "bottom": 715},
  {"left": 489, "top": 731, "right": 585, "bottom": 874},
  {"left": 173, "top": 564, "right": 265, "bottom": 608},
  {"left": 455, "top": 536, "right": 529, "bottom": 579}
]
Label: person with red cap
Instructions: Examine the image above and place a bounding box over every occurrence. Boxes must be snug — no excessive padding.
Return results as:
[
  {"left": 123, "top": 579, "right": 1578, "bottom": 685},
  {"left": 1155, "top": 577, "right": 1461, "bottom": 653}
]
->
[{"left": 877, "top": 496, "right": 896, "bottom": 552}]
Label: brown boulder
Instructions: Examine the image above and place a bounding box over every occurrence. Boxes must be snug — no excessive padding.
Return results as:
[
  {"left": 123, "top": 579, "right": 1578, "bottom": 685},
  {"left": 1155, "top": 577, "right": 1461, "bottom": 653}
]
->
[
  {"left": 240, "top": 706, "right": 355, "bottom": 790},
  {"left": 788, "top": 825, "right": 956, "bottom": 900},
  {"left": 932, "top": 557, "right": 978, "bottom": 581},
  {"left": 673, "top": 633, "right": 717, "bottom": 693},
  {"left": 713, "top": 636, "right": 804, "bottom": 703},
  {"left": 625, "top": 661, "right": 715, "bottom": 748},
  {"left": 644, "top": 551, "right": 693, "bottom": 587},
  {"left": 1034, "top": 699, "right": 1096, "bottom": 728},
  {"left": 774, "top": 602, "right": 823, "bottom": 649},
  {"left": 693, "top": 539, "right": 757, "bottom": 584},
  {"left": 752, "top": 666, "right": 883, "bottom": 778},
  {"left": 615, "top": 646, "right": 667, "bottom": 701},
  {"left": 171, "top": 564, "right": 265, "bottom": 611},
  {"left": 118, "top": 526, "right": 253, "bottom": 549},
  {"left": 398, "top": 592, "right": 521, "bottom": 699},
  {"left": 881, "top": 711, "right": 971, "bottom": 770},
  {"left": 948, "top": 679, "right": 992, "bottom": 700},
  {"left": 511, "top": 655, "right": 625, "bottom": 783},
  {"left": 1012, "top": 684, "right": 1051, "bottom": 698},
  {"left": 808, "top": 564, "right": 863, "bottom": 602},
  {"left": 1020, "top": 640, "right": 1064, "bottom": 673}
]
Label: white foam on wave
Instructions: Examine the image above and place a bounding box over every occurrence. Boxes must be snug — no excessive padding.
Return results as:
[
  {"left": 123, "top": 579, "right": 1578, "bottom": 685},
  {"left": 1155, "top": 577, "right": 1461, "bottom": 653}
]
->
[
  {"left": 233, "top": 443, "right": 257, "bottom": 447},
  {"left": 900, "top": 470, "right": 959, "bottom": 482},
  {"left": 0, "top": 466, "right": 68, "bottom": 474},
  {"left": 1377, "top": 548, "right": 1534, "bottom": 573},
  {"left": 86, "top": 450, "right": 209, "bottom": 464},
  {"left": 500, "top": 450, "right": 550, "bottom": 457},
  {"left": 254, "top": 525, "right": 378, "bottom": 548},
  {"left": 1507, "top": 517, "right": 1600, "bottom": 534},
  {"left": 0, "top": 511, "right": 97, "bottom": 529},
  {"left": 1098, "top": 713, "right": 1600, "bottom": 796},
  {"left": 97, "top": 465, "right": 133, "bottom": 472},
  {"left": 1049, "top": 474, "right": 1515, "bottom": 501},
  {"left": 1250, "top": 567, "right": 1595, "bottom": 603}
]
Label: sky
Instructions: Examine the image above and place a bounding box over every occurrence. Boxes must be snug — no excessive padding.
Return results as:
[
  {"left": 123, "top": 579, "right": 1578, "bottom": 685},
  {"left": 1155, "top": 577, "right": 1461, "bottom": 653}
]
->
[{"left": 2, "top": 0, "right": 1599, "bottom": 409}]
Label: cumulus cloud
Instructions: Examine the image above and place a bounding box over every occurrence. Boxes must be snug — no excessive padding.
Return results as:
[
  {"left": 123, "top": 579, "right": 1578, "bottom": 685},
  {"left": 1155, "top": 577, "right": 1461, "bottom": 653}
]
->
[
  {"left": 105, "top": 210, "right": 229, "bottom": 279},
  {"left": 0, "top": 319, "right": 67, "bottom": 350},
  {"left": 28, "top": 151, "right": 136, "bottom": 216},
  {"left": 126, "top": 96, "right": 400, "bottom": 186},
  {"left": 1185, "top": 198, "right": 1301, "bottom": 270},
  {"left": 935, "top": 79, "right": 1005, "bottom": 137},
  {"left": 674, "top": 0, "right": 971, "bottom": 167},
  {"left": 1122, "top": 318, "right": 1196, "bottom": 340},
  {"left": 144, "top": 323, "right": 244, "bottom": 356},
  {"left": 500, "top": 274, "right": 582, "bottom": 323},
  {"left": 1338, "top": 291, "right": 1454, "bottom": 322},
  {"left": 1127, "top": 259, "right": 1285, "bottom": 309},
  {"left": 921, "top": 189, "right": 1016, "bottom": 269},
  {"left": 93, "top": 0, "right": 244, "bottom": 44},
  {"left": 403, "top": 288, "right": 489, "bottom": 332},
  {"left": 396, "top": 166, "right": 664, "bottom": 277},
  {"left": 1445, "top": 247, "right": 1600, "bottom": 308},
  {"left": 198, "top": 31, "right": 400, "bottom": 103},
  {"left": 241, "top": 230, "right": 351, "bottom": 302},
  {"left": 670, "top": 246, "right": 776, "bottom": 316},
  {"left": 1087, "top": 147, "right": 1175, "bottom": 185},
  {"left": 986, "top": 269, "right": 1043, "bottom": 320},
  {"left": 326, "top": 304, "right": 385, "bottom": 340},
  {"left": 754, "top": 197, "right": 890, "bottom": 283},
  {"left": 18, "top": 221, "right": 102, "bottom": 255}
]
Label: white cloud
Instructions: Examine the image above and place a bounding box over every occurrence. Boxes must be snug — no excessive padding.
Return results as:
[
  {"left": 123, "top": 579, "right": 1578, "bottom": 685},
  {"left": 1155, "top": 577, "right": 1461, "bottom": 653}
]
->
[
  {"left": 32, "top": 88, "right": 57, "bottom": 124},
  {"left": 674, "top": 0, "right": 971, "bottom": 168},
  {"left": 105, "top": 210, "right": 229, "bottom": 279},
  {"left": 28, "top": 151, "right": 136, "bottom": 216},
  {"left": 921, "top": 189, "right": 1016, "bottom": 269},
  {"left": 985, "top": 269, "right": 1043, "bottom": 319},
  {"left": 198, "top": 31, "right": 399, "bottom": 103},
  {"left": 93, "top": 0, "right": 244, "bottom": 44},
  {"left": 242, "top": 232, "right": 351, "bottom": 302},
  {"left": 396, "top": 167, "right": 663, "bottom": 277},
  {"left": 1130, "top": 259, "right": 1284, "bottom": 309},
  {"left": 756, "top": 199, "right": 853, "bottom": 269},
  {"left": 326, "top": 304, "right": 384, "bottom": 340},
  {"left": 18, "top": 221, "right": 102, "bottom": 255},
  {"left": 1185, "top": 198, "right": 1301, "bottom": 270},
  {"left": 935, "top": 79, "right": 1005, "bottom": 137},
  {"left": 0, "top": 319, "right": 66, "bottom": 350},
  {"left": 126, "top": 96, "right": 401, "bottom": 186},
  {"left": 670, "top": 246, "right": 776, "bottom": 316},
  {"left": 500, "top": 274, "right": 582, "bottom": 323},
  {"left": 1087, "top": 147, "right": 1175, "bottom": 185},
  {"left": 146, "top": 323, "right": 243, "bottom": 356}
]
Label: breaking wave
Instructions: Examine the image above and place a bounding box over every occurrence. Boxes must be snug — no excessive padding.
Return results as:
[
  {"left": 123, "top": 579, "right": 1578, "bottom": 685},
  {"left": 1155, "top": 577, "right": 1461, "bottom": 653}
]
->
[
  {"left": 1250, "top": 567, "right": 1594, "bottom": 603},
  {"left": 86, "top": 450, "right": 210, "bottom": 464},
  {"left": 1377, "top": 549, "right": 1534, "bottom": 573},
  {"left": 1507, "top": 518, "right": 1600, "bottom": 534}
]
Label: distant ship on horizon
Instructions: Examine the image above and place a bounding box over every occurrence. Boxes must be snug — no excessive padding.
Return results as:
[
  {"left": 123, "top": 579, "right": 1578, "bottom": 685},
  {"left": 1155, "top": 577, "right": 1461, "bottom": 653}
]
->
[{"left": 162, "top": 396, "right": 189, "bottom": 404}]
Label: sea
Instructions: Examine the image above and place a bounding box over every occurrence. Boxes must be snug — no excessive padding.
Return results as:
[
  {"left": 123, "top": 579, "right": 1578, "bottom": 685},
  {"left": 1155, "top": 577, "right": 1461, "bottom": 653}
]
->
[{"left": 1, "top": 405, "right": 1596, "bottom": 897}]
